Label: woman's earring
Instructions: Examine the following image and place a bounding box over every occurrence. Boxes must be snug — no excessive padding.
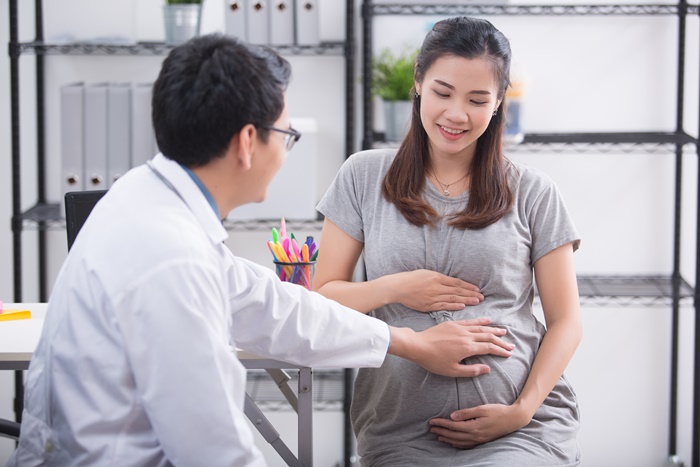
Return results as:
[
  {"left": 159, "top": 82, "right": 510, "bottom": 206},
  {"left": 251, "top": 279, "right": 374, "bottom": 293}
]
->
[
  {"left": 414, "top": 91, "right": 420, "bottom": 98},
  {"left": 493, "top": 108, "right": 498, "bottom": 116}
]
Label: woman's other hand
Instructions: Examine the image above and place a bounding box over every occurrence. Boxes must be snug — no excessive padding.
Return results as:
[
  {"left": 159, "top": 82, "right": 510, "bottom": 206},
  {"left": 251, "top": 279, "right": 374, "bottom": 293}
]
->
[
  {"left": 389, "top": 269, "right": 484, "bottom": 312},
  {"left": 428, "top": 403, "right": 530, "bottom": 448}
]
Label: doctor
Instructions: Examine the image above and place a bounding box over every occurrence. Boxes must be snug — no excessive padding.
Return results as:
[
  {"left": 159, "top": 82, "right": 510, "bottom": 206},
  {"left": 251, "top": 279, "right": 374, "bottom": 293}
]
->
[{"left": 8, "top": 34, "right": 514, "bottom": 466}]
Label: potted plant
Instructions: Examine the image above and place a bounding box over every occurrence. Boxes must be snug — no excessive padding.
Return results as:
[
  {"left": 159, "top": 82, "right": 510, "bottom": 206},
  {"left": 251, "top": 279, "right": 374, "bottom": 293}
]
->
[
  {"left": 372, "top": 47, "right": 418, "bottom": 141},
  {"left": 164, "top": 0, "right": 204, "bottom": 45}
]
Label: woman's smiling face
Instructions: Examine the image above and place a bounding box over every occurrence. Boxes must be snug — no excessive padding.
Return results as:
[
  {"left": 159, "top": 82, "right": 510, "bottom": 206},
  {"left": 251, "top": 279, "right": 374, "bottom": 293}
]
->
[{"left": 415, "top": 55, "right": 502, "bottom": 161}]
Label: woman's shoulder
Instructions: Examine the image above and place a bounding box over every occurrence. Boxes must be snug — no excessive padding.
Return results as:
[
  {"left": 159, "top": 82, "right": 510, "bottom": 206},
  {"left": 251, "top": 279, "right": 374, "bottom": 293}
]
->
[
  {"left": 347, "top": 148, "right": 397, "bottom": 168},
  {"left": 343, "top": 148, "right": 397, "bottom": 181},
  {"left": 506, "top": 159, "right": 559, "bottom": 195}
]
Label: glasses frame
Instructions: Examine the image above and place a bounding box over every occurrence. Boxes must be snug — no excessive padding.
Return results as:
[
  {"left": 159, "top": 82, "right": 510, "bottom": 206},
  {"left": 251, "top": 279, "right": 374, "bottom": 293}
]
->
[{"left": 262, "top": 125, "right": 302, "bottom": 152}]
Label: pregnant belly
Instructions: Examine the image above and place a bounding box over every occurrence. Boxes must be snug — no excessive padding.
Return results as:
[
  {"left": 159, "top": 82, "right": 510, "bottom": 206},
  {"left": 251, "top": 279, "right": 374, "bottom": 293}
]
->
[{"left": 353, "top": 324, "right": 538, "bottom": 441}]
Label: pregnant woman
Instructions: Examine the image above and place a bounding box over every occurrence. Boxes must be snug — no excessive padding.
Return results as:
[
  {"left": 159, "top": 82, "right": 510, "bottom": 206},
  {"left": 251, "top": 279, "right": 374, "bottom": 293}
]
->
[{"left": 314, "top": 16, "right": 582, "bottom": 467}]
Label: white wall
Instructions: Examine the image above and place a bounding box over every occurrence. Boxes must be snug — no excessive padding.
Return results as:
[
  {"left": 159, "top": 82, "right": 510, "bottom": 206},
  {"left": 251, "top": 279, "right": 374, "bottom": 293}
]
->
[{"left": 0, "top": 1, "right": 698, "bottom": 466}]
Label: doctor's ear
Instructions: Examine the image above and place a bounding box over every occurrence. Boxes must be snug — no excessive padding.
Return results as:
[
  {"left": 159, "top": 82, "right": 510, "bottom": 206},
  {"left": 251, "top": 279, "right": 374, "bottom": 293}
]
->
[{"left": 232, "top": 124, "right": 257, "bottom": 170}]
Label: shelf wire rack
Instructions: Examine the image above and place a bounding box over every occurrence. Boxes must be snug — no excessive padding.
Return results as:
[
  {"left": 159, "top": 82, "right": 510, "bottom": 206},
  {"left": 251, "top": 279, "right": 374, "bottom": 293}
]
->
[
  {"left": 14, "top": 41, "right": 346, "bottom": 57},
  {"left": 370, "top": 3, "right": 698, "bottom": 16}
]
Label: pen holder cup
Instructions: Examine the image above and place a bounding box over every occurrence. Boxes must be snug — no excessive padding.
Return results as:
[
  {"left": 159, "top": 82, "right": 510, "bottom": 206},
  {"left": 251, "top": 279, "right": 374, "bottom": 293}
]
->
[{"left": 274, "top": 261, "right": 316, "bottom": 290}]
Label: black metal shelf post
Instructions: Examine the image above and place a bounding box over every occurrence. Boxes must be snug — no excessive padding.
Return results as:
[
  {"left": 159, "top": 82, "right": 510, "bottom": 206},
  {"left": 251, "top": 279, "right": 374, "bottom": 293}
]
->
[
  {"left": 8, "top": 0, "right": 23, "bottom": 430},
  {"left": 361, "top": 2, "right": 699, "bottom": 466},
  {"left": 669, "top": 0, "right": 688, "bottom": 458}
]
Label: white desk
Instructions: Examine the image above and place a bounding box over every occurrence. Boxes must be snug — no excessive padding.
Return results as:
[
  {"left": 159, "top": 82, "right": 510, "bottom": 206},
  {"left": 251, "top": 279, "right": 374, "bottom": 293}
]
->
[
  {"left": 0, "top": 303, "right": 313, "bottom": 467},
  {"left": 0, "top": 303, "right": 48, "bottom": 371}
]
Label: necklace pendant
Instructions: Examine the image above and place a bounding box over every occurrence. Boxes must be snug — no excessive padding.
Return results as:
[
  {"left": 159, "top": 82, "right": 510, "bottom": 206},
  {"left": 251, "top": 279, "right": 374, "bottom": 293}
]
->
[{"left": 443, "top": 188, "right": 450, "bottom": 196}]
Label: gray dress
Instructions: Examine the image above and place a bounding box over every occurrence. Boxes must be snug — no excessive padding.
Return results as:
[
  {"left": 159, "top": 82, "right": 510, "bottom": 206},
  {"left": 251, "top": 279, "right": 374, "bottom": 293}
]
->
[{"left": 317, "top": 149, "right": 582, "bottom": 467}]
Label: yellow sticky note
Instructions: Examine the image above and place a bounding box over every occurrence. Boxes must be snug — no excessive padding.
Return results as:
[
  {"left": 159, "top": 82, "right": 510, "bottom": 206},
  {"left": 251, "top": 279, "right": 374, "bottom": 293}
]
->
[{"left": 0, "top": 309, "right": 32, "bottom": 322}]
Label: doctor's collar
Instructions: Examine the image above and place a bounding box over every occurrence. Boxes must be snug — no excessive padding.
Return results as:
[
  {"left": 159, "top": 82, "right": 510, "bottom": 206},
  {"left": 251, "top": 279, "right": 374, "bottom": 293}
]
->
[{"left": 179, "top": 164, "right": 221, "bottom": 221}]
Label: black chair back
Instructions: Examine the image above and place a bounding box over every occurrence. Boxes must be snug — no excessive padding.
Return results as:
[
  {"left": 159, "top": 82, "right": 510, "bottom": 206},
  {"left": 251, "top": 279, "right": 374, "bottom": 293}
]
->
[{"left": 65, "top": 190, "right": 107, "bottom": 250}]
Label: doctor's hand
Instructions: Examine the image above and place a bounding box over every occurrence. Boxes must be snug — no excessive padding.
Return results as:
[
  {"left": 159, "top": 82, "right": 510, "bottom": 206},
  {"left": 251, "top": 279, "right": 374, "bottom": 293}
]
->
[
  {"left": 387, "top": 318, "right": 514, "bottom": 378},
  {"left": 428, "top": 403, "right": 530, "bottom": 449},
  {"left": 388, "top": 270, "right": 484, "bottom": 312}
]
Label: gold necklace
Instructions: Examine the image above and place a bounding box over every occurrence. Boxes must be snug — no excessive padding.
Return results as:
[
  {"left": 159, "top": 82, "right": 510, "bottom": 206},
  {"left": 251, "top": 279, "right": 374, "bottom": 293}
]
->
[{"left": 427, "top": 169, "right": 469, "bottom": 196}]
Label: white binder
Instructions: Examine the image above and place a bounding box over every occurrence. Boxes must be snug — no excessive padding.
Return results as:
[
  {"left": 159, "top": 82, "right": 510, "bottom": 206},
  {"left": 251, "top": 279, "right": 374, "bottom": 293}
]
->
[
  {"left": 246, "top": 0, "right": 269, "bottom": 44},
  {"left": 130, "top": 83, "right": 156, "bottom": 169},
  {"left": 60, "top": 82, "right": 85, "bottom": 196},
  {"left": 269, "top": 0, "right": 294, "bottom": 45},
  {"left": 107, "top": 83, "right": 131, "bottom": 187},
  {"left": 295, "top": 0, "right": 319, "bottom": 46},
  {"left": 224, "top": 0, "right": 247, "bottom": 40},
  {"left": 227, "top": 118, "right": 318, "bottom": 221},
  {"left": 84, "top": 83, "right": 109, "bottom": 191}
]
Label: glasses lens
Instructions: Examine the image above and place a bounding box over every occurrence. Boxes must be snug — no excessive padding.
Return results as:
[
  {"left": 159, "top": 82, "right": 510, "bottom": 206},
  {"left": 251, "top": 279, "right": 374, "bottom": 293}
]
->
[
  {"left": 285, "top": 134, "right": 294, "bottom": 151},
  {"left": 262, "top": 125, "right": 299, "bottom": 152}
]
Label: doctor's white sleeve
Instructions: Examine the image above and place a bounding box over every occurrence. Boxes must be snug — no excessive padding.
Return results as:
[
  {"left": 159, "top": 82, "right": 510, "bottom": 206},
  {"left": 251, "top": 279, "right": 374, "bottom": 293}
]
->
[
  {"left": 228, "top": 255, "right": 391, "bottom": 369},
  {"left": 114, "top": 258, "right": 266, "bottom": 467}
]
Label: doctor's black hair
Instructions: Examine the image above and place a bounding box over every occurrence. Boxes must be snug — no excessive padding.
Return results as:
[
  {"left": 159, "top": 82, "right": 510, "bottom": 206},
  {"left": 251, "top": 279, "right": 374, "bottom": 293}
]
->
[{"left": 152, "top": 33, "right": 292, "bottom": 167}]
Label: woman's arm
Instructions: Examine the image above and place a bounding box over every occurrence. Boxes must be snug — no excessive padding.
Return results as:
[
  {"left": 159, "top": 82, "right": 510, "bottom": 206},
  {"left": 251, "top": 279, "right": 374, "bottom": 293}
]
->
[
  {"left": 312, "top": 218, "right": 388, "bottom": 313},
  {"left": 512, "top": 242, "right": 582, "bottom": 420},
  {"left": 429, "top": 243, "right": 582, "bottom": 448},
  {"left": 313, "top": 218, "right": 483, "bottom": 313}
]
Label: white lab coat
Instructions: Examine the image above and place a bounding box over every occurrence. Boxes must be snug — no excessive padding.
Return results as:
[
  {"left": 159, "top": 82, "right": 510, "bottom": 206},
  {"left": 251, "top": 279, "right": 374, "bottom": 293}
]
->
[{"left": 8, "top": 154, "right": 390, "bottom": 467}]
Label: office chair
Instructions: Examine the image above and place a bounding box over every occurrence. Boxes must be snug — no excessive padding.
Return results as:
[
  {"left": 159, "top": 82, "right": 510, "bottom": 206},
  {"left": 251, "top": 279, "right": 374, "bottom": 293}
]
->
[{"left": 0, "top": 190, "right": 108, "bottom": 443}]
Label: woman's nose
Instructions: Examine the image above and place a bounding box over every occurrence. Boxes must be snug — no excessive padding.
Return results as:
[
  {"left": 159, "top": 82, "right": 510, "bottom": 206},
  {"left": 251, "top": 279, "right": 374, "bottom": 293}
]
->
[{"left": 444, "top": 100, "right": 468, "bottom": 123}]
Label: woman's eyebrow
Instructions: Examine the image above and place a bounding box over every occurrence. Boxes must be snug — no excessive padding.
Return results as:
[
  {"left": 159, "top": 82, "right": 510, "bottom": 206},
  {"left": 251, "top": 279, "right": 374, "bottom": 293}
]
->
[
  {"left": 434, "top": 79, "right": 454, "bottom": 90},
  {"left": 433, "top": 79, "right": 492, "bottom": 95}
]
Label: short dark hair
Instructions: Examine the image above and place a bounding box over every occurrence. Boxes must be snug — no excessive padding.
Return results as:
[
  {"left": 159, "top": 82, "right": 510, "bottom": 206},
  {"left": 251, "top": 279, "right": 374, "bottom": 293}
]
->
[{"left": 152, "top": 33, "right": 292, "bottom": 167}]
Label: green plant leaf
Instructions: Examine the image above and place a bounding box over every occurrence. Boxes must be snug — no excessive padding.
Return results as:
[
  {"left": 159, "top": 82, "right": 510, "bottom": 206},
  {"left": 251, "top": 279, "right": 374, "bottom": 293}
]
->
[{"left": 371, "top": 47, "right": 418, "bottom": 102}]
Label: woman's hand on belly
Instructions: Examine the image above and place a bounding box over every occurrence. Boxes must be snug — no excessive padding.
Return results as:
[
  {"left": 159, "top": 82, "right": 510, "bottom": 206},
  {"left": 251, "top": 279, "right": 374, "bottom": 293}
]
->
[
  {"left": 428, "top": 403, "right": 530, "bottom": 449},
  {"left": 388, "top": 269, "right": 484, "bottom": 312}
]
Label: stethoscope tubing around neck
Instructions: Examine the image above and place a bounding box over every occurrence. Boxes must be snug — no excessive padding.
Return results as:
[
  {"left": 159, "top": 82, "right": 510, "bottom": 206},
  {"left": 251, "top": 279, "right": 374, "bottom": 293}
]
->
[{"left": 147, "top": 160, "right": 188, "bottom": 206}]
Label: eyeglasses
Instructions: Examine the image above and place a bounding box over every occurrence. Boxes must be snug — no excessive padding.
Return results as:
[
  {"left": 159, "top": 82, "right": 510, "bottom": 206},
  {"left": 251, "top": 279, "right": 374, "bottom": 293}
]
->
[{"left": 262, "top": 125, "right": 302, "bottom": 152}]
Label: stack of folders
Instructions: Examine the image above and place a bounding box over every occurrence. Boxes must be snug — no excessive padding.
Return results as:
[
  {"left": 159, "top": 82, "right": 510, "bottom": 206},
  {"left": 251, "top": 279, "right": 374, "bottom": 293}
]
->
[
  {"left": 60, "top": 82, "right": 157, "bottom": 199},
  {"left": 225, "top": 0, "right": 320, "bottom": 46}
]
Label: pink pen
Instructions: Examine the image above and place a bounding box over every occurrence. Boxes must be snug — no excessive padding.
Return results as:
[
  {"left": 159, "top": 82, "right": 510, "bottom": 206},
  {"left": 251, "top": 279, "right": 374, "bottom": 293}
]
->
[
  {"left": 291, "top": 238, "right": 301, "bottom": 261},
  {"left": 283, "top": 238, "right": 291, "bottom": 259},
  {"left": 280, "top": 217, "right": 287, "bottom": 240}
]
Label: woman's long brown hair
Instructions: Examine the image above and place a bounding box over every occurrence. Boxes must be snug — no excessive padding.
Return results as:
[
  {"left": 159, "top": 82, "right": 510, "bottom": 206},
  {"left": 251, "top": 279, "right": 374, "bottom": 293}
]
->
[{"left": 382, "top": 17, "right": 514, "bottom": 229}]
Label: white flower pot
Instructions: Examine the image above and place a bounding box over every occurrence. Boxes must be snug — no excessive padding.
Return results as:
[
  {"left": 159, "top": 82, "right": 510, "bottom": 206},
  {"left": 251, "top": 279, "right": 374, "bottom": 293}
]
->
[
  {"left": 163, "top": 4, "right": 202, "bottom": 45},
  {"left": 383, "top": 100, "right": 412, "bottom": 142}
]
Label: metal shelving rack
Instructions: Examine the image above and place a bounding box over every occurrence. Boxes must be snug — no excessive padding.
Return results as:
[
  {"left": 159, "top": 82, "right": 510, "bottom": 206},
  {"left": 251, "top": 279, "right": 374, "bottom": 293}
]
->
[
  {"left": 9, "top": 0, "right": 353, "bottom": 298},
  {"left": 361, "top": 1, "right": 700, "bottom": 466},
  {"left": 7, "top": 0, "right": 353, "bottom": 450}
]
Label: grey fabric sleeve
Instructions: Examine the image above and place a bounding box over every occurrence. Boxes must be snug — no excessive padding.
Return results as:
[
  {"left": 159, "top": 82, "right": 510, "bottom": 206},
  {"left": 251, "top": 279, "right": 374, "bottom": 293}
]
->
[
  {"left": 317, "top": 155, "right": 365, "bottom": 243},
  {"left": 528, "top": 175, "right": 581, "bottom": 264}
]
